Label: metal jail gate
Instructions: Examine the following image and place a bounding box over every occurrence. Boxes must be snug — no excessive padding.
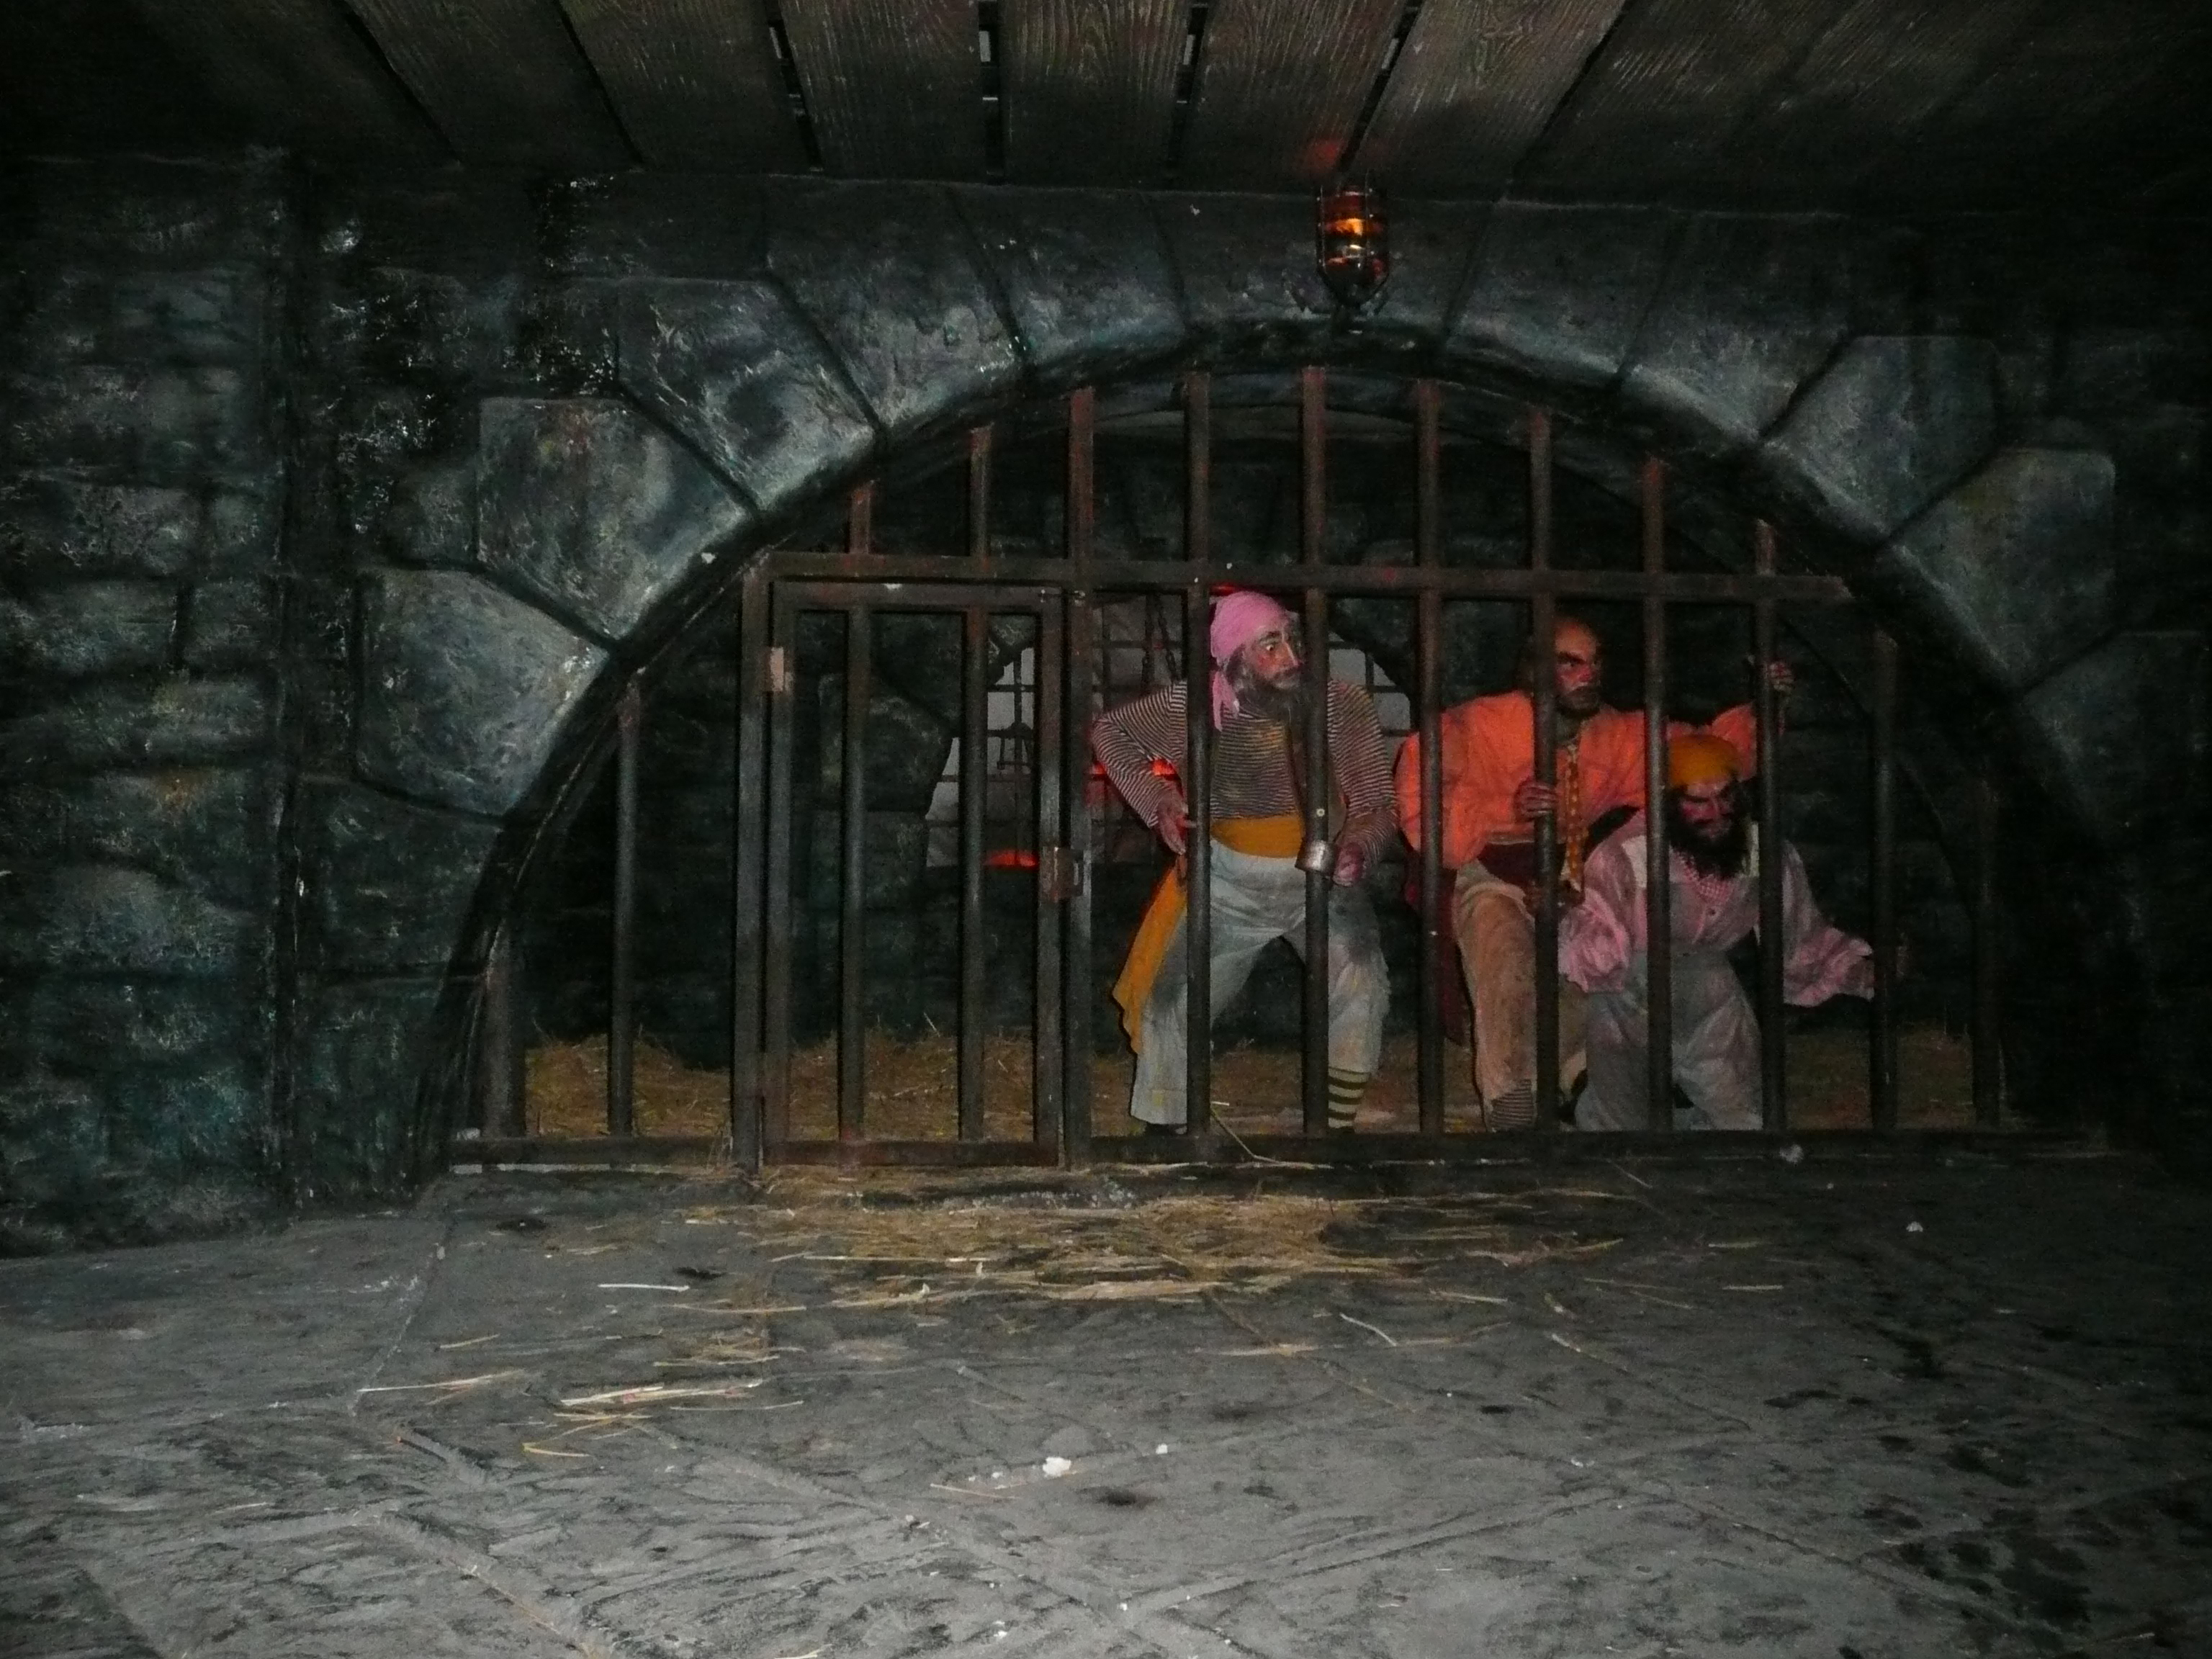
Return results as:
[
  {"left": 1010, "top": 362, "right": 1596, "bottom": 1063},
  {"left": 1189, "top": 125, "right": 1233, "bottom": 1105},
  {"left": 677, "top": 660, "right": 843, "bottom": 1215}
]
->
[{"left": 472, "top": 369, "right": 2008, "bottom": 1169}]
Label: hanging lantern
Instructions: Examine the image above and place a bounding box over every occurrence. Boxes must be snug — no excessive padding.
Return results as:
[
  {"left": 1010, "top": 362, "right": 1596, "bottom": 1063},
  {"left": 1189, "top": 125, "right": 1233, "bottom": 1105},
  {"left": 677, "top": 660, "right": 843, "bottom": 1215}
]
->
[{"left": 1316, "top": 180, "right": 1389, "bottom": 316}]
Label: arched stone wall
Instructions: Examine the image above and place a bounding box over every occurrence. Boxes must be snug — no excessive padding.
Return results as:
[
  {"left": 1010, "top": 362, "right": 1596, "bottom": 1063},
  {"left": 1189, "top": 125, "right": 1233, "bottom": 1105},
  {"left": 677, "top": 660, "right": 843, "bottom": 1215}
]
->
[{"left": 296, "top": 182, "right": 2205, "bottom": 1197}]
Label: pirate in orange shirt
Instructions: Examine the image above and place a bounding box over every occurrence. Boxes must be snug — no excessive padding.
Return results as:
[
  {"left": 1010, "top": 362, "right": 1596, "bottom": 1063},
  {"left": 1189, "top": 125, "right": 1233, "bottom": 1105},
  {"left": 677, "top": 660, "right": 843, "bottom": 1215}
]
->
[{"left": 1393, "top": 617, "right": 1790, "bottom": 1127}]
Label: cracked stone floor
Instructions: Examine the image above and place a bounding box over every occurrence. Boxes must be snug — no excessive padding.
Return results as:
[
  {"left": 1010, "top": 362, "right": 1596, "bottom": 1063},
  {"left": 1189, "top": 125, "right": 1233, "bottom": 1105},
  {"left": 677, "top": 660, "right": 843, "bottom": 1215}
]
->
[{"left": 4, "top": 1148, "right": 2209, "bottom": 1658}]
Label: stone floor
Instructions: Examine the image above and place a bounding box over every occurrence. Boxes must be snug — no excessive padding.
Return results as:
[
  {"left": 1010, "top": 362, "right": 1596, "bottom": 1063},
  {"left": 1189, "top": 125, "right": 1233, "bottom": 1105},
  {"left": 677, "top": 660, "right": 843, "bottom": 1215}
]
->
[{"left": 4, "top": 1147, "right": 2209, "bottom": 1659}]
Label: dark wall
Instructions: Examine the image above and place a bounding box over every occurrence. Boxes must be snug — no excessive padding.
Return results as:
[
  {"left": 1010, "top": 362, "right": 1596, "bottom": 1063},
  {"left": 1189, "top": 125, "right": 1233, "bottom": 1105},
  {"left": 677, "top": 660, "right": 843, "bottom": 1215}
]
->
[{"left": 2, "top": 153, "right": 2207, "bottom": 1248}]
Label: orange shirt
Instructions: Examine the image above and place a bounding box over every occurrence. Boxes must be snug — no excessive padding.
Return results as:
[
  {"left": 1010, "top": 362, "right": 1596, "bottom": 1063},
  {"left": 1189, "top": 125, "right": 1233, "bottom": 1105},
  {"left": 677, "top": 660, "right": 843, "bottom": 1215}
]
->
[{"left": 1393, "top": 694, "right": 1760, "bottom": 871}]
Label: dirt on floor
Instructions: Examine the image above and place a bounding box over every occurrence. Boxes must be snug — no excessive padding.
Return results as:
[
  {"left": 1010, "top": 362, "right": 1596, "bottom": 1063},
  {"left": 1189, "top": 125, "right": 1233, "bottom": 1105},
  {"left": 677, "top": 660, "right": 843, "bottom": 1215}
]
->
[{"left": 523, "top": 1025, "right": 1979, "bottom": 1141}]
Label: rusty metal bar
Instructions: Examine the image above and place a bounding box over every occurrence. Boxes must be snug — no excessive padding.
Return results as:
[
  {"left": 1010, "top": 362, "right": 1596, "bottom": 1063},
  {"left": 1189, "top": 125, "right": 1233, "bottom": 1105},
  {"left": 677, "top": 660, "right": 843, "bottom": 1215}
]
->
[
  {"left": 1414, "top": 379, "right": 1445, "bottom": 1136},
  {"left": 1528, "top": 408, "right": 1560, "bottom": 1136},
  {"left": 1300, "top": 366, "right": 1331, "bottom": 1137},
  {"left": 480, "top": 924, "right": 526, "bottom": 1138},
  {"left": 1064, "top": 389, "right": 1097, "bottom": 1163},
  {"left": 1972, "top": 767, "right": 2002, "bottom": 1127},
  {"left": 1184, "top": 372, "right": 1214, "bottom": 1144},
  {"left": 1034, "top": 603, "right": 1066, "bottom": 1150},
  {"left": 839, "top": 605, "right": 871, "bottom": 1145},
  {"left": 730, "top": 570, "right": 768, "bottom": 1172},
  {"left": 1870, "top": 629, "right": 1900, "bottom": 1133},
  {"left": 763, "top": 592, "right": 798, "bottom": 1142},
  {"left": 767, "top": 549, "right": 1853, "bottom": 604},
  {"left": 1753, "top": 523, "right": 1788, "bottom": 1134},
  {"left": 1640, "top": 457, "right": 1673, "bottom": 1133},
  {"left": 958, "top": 426, "right": 993, "bottom": 1141},
  {"left": 607, "top": 683, "right": 641, "bottom": 1138}
]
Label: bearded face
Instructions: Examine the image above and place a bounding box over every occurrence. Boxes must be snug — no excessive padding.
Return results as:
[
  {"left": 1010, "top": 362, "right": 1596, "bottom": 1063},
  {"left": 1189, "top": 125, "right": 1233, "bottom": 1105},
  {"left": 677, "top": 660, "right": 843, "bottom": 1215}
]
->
[
  {"left": 1228, "top": 626, "right": 1303, "bottom": 724},
  {"left": 1665, "top": 781, "right": 1749, "bottom": 880}
]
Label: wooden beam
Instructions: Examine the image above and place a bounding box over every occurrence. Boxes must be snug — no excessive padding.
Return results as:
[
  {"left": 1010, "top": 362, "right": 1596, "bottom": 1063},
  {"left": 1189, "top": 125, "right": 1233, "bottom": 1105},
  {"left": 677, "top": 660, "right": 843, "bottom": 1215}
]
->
[
  {"left": 1513, "top": 0, "right": 1862, "bottom": 200},
  {"left": 345, "top": 0, "right": 633, "bottom": 168},
  {"left": 1177, "top": 0, "right": 1404, "bottom": 189},
  {"left": 559, "top": 0, "right": 807, "bottom": 171},
  {"left": 1352, "top": 0, "right": 1628, "bottom": 195},
  {"left": 132, "top": 0, "right": 446, "bottom": 161},
  {"left": 1000, "top": 0, "right": 1184, "bottom": 186},
  {"left": 777, "top": 0, "right": 981, "bottom": 179}
]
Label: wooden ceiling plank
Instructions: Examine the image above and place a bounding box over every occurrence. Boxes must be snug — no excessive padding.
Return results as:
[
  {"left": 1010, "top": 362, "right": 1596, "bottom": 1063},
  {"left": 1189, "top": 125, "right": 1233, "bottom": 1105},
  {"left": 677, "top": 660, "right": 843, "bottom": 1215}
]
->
[
  {"left": 559, "top": 0, "right": 806, "bottom": 171},
  {"left": 778, "top": 0, "right": 981, "bottom": 179},
  {"left": 1513, "top": 0, "right": 1864, "bottom": 199},
  {"left": 133, "top": 0, "right": 447, "bottom": 162},
  {"left": 1001, "top": 0, "right": 1184, "bottom": 186},
  {"left": 1352, "top": 0, "right": 1629, "bottom": 196},
  {"left": 1178, "top": 0, "right": 1406, "bottom": 190},
  {"left": 344, "top": 0, "right": 633, "bottom": 169}
]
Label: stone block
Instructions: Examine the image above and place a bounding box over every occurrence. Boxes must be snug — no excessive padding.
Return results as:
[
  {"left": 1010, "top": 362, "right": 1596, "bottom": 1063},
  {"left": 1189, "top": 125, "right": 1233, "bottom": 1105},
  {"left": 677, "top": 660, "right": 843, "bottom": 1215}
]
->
[
  {"left": 0, "top": 678, "right": 271, "bottom": 771},
  {"left": 0, "top": 476, "right": 199, "bottom": 579},
  {"left": 476, "top": 397, "right": 752, "bottom": 642},
  {"left": 105, "top": 1058, "right": 265, "bottom": 1178},
  {"left": 317, "top": 173, "right": 541, "bottom": 276},
  {"left": 0, "top": 580, "right": 178, "bottom": 678},
  {"left": 1761, "top": 336, "right": 1999, "bottom": 544},
  {"left": 300, "top": 781, "right": 500, "bottom": 973},
  {"left": 383, "top": 460, "right": 475, "bottom": 567},
  {"left": 199, "top": 485, "right": 280, "bottom": 572},
  {"left": 1876, "top": 449, "right": 2116, "bottom": 691},
  {"left": 813, "top": 680, "right": 954, "bottom": 813},
  {"left": 1446, "top": 204, "right": 1673, "bottom": 390},
  {"left": 618, "top": 279, "right": 878, "bottom": 513},
  {"left": 958, "top": 188, "right": 1187, "bottom": 385},
  {"left": 1621, "top": 215, "right": 1854, "bottom": 454},
  {"left": 1156, "top": 192, "right": 1336, "bottom": 359},
  {"left": 546, "top": 173, "right": 766, "bottom": 279},
  {"left": 10, "top": 155, "right": 287, "bottom": 266},
  {"left": 768, "top": 181, "right": 1023, "bottom": 439},
  {"left": 15, "top": 269, "right": 262, "bottom": 367},
  {"left": 0, "top": 864, "right": 257, "bottom": 976},
  {"left": 0, "top": 364, "right": 263, "bottom": 480},
  {"left": 291, "top": 976, "right": 444, "bottom": 1200},
  {"left": 356, "top": 570, "right": 607, "bottom": 819},
  {"left": 0, "top": 1071, "right": 106, "bottom": 1211},
  {"left": 804, "top": 809, "right": 931, "bottom": 912},
  {"left": 181, "top": 577, "right": 276, "bottom": 668},
  {"left": 2015, "top": 631, "right": 2208, "bottom": 849},
  {"left": 7, "top": 978, "right": 251, "bottom": 1074},
  {"left": 354, "top": 267, "right": 527, "bottom": 387},
  {"left": 0, "top": 767, "right": 269, "bottom": 907}
]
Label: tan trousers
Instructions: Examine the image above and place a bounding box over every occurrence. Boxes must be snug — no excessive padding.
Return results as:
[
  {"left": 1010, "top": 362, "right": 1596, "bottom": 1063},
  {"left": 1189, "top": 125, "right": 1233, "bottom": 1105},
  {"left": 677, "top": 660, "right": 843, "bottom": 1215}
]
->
[{"left": 1453, "top": 862, "right": 1587, "bottom": 1128}]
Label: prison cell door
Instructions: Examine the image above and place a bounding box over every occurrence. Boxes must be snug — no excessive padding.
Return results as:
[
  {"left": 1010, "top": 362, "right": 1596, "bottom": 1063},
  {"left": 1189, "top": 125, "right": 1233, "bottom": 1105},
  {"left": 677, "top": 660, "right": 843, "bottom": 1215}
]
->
[{"left": 739, "top": 581, "right": 1073, "bottom": 1166}]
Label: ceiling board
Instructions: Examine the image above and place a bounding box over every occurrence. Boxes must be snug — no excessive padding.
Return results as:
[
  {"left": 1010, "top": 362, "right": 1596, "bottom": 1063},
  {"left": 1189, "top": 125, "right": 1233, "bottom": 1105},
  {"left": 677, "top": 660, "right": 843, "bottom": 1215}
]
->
[
  {"left": 559, "top": 0, "right": 805, "bottom": 171},
  {"left": 1001, "top": 0, "right": 1184, "bottom": 186},
  {"left": 343, "top": 0, "right": 632, "bottom": 168},
  {"left": 135, "top": 0, "right": 446, "bottom": 163},
  {"left": 1516, "top": 0, "right": 1863, "bottom": 199},
  {"left": 1178, "top": 0, "right": 1405, "bottom": 189},
  {"left": 778, "top": 0, "right": 981, "bottom": 179},
  {"left": 1352, "top": 0, "right": 1627, "bottom": 195},
  {"left": 0, "top": 1, "right": 238, "bottom": 153}
]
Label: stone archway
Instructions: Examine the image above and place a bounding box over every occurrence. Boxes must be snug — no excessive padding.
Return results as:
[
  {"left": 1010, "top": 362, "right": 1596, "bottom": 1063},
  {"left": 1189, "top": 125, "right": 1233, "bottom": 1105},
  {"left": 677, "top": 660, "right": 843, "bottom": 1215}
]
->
[{"left": 292, "top": 184, "right": 2199, "bottom": 1197}]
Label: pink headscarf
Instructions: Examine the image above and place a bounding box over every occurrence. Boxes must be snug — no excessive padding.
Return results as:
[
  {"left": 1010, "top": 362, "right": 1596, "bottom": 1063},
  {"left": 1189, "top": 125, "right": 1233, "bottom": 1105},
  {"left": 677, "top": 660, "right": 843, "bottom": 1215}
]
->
[{"left": 1208, "top": 590, "right": 1294, "bottom": 728}]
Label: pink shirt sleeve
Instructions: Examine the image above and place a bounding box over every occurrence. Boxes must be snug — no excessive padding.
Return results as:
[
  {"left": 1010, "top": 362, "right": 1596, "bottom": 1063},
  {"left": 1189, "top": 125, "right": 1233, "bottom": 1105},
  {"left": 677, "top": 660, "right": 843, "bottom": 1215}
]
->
[
  {"left": 1776, "top": 841, "right": 1874, "bottom": 1004},
  {"left": 1558, "top": 835, "right": 1641, "bottom": 994}
]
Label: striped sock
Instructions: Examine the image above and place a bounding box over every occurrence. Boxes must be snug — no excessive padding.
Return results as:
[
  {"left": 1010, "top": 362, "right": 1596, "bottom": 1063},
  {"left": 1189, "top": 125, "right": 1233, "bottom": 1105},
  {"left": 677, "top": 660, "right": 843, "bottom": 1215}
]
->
[
  {"left": 1489, "top": 1085, "right": 1537, "bottom": 1130},
  {"left": 1326, "top": 1068, "right": 1367, "bottom": 1131}
]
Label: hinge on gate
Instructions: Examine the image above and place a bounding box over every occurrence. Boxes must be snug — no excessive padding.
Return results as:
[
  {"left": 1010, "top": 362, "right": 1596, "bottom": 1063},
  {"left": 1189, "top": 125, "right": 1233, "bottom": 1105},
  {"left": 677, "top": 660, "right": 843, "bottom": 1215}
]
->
[
  {"left": 1038, "top": 846, "right": 1083, "bottom": 902},
  {"left": 766, "top": 646, "right": 792, "bottom": 696}
]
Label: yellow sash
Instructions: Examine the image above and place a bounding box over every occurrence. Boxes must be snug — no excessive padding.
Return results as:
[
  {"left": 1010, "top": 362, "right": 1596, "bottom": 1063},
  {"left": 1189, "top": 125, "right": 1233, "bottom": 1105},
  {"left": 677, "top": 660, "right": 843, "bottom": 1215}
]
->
[{"left": 1110, "top": 814, "right": 1305, "bottom": 1052}]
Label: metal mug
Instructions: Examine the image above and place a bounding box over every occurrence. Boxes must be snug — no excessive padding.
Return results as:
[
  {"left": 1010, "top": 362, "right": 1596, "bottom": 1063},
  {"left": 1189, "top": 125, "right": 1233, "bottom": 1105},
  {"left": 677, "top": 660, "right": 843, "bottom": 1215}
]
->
[{"left": 1295, "top": 837, "right": 1336, "bottom": 877}]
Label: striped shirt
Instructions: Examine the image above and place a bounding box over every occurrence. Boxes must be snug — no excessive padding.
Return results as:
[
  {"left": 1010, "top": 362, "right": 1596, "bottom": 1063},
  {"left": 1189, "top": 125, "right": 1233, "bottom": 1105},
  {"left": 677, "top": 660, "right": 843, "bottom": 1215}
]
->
[{"left": 1091, "top": 680, "right": 1398, "bottom": 860}]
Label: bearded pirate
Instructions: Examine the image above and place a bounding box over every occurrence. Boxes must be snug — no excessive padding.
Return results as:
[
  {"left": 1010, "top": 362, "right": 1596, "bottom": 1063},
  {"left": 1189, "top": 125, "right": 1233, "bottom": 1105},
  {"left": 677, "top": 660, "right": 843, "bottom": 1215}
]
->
[
  {"left": 1558, "top": 734, "right": 1874, "bottom": 1131},
  {"left": 1091, "top": 591, "right": 1398, "bottom": 1134}
]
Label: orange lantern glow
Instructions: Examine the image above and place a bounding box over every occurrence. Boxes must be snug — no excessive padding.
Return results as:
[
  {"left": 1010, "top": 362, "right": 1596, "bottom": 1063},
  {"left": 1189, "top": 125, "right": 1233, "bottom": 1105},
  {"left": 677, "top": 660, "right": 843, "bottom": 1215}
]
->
[{"left": 1316, "top": 181, "right": 1389, "bottom": 315}]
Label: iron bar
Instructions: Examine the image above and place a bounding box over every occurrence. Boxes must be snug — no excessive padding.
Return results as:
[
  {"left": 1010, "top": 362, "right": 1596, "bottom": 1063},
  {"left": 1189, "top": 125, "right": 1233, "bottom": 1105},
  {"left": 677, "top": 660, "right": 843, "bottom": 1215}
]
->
[
  {"left": 1640, "top": 457, "right": 1673, "bottom": 1133},
  {"left": 1300, "top": 366, "right": 1331, "bottom": 1137},
  {"left": 1972, "top": 767, "right": 2002, "bottom": 1127},
  {"left": 839, "top": 605, "right": 871, "bottom": 1145},
  {"left": 607, "top": 682, "right": 641, "bottom": 1138},
  {"left": 480, "top": 924, "right": 526, "bottom": 1138},
  {"left": 1064, "top": 389, "right": 1097, "bottom": 1163},
  {"left": 1184, "top": 371, "right": 1214, "bottom": 1146},
  {"left": 1870, "top": 629, "right": 1900, "bottom": 1133},
  {"left": 763, "top": 593, "right": 797, "bottom": 1141},
  {"left": 1414, "top": 379, "right": 1445, "bottom": 1136},
  {"left": 730, "top": 570, "right": 768, "bottom": 1172},
  {"left": 968, "top": 424, "right": 993, "bottom": 564},
  {"left": 1034, "top": 604, "right": 1066, "bottom": 1149},
  {"left": 767, "top": 549, "right": 1852, "bottom": 604},
  {"left": 958, "top": 602, "right": 988, "bottom": 1141},
  {"left": 1529, "top": 408, "right": 1560, "bottom": 1136},
  {"left": 1752, "top": 523, "right": 1787, "bottom": 1134}
]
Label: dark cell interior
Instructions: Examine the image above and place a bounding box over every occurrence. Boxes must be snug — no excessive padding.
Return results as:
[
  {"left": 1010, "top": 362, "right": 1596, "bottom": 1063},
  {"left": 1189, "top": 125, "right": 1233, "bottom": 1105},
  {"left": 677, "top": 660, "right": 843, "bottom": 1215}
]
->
[{"left": 1, "top": 2, "right": 2207, "bottom": 1652}]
